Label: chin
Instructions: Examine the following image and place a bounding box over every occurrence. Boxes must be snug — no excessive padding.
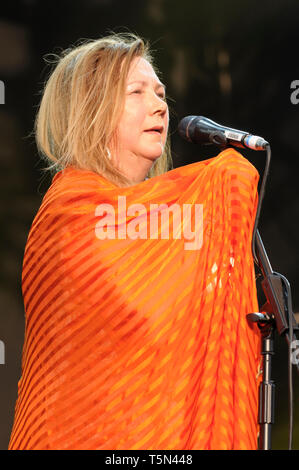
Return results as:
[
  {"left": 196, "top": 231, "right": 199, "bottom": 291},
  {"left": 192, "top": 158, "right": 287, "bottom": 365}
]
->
[
  {"left": 145, "top": 154, "right": 163, "bottom": 164},
  {"left": 144, "top": 147, "right": 164, "bottom": 161}
]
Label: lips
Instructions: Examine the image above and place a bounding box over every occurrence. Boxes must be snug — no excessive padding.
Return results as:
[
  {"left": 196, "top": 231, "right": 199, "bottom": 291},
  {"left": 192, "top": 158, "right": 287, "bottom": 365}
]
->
[{"left": 144, "top": 126, "right": 164, "bottom": 134}]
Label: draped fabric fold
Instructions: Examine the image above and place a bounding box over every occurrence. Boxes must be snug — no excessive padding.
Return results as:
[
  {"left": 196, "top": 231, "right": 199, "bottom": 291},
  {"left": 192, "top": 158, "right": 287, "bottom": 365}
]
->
[{"left": 9, "top": 148, "right": 261, "bottom": 450}]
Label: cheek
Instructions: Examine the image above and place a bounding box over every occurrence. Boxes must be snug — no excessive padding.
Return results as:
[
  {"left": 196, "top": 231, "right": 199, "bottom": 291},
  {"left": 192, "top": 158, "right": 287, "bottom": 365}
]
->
[
  {"left": 118, "top": 107, "right": 146, "bottom": 144},
  {"left": 118, "top": 108, "right": 144, "bottom": 138},
  {"left": 123, "top": 102, "right": 146, "bottom": 127}
]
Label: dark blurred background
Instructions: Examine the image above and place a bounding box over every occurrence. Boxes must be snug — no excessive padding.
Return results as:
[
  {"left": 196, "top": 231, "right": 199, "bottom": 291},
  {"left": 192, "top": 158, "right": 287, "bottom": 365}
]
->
[{"left": 0, "top": 0, "right": 298, "bottom": 450}]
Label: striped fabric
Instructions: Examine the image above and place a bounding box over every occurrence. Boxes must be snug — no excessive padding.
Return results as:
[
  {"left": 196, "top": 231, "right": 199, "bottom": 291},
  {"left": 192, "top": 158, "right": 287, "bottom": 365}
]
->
[{"left": 9, "top": 148, "right": 261, "bottom": 450}]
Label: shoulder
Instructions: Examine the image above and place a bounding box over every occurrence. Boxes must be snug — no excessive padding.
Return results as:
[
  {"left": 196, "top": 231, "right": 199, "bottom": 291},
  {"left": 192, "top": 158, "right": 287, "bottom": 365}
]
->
[{"left": 37, "top": 167, "right": 112, "bottom": 220}]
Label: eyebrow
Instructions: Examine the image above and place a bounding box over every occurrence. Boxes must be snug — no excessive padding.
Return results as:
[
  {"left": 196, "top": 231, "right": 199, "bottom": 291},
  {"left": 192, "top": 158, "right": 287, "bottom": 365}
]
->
[{"left": 127, "top": 80, "right": 166, "bottom": 91}]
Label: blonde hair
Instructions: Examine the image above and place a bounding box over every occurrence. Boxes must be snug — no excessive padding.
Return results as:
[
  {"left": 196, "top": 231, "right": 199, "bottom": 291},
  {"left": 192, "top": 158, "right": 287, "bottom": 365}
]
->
[{"left": 35, "top": 33, "right": 172, "bottom": 187}]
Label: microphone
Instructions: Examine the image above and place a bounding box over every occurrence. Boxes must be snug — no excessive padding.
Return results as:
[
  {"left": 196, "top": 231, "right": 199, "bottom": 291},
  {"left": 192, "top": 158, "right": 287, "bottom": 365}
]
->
[{"left": 178, "top": 115, "right": 269, "bottom": 151}]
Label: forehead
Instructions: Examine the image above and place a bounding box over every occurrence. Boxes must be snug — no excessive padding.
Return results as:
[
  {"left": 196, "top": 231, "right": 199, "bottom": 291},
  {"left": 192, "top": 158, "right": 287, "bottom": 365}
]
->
[{"left": 127, "top": 56, "right": 161, "bottom": 84}]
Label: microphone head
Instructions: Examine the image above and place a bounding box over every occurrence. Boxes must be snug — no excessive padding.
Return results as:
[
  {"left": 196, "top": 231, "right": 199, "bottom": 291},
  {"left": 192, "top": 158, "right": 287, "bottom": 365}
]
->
[
  {"left": 178, "top": 116, "right": 200, "bottom": 143},
  {"left": 178, "top": 115, "right": 227, "bottom": 146}
]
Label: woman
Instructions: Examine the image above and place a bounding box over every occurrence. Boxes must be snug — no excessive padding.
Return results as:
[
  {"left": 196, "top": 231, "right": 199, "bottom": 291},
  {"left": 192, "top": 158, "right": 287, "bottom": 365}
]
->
[{"left": 9, "top": 33, "right": 261, "bottom": 450}]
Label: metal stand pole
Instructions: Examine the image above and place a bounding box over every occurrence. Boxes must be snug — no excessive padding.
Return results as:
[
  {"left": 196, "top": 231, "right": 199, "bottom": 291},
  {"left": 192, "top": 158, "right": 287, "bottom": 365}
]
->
[{"left": 258, "top": 321, "right": 275, "bottom": 450}]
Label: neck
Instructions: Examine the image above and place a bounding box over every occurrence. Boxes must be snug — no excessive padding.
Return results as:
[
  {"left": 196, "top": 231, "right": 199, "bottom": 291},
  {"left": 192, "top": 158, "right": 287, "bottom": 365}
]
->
[{"left": 113, "top": 152, "right": 156, "bottom": 185}]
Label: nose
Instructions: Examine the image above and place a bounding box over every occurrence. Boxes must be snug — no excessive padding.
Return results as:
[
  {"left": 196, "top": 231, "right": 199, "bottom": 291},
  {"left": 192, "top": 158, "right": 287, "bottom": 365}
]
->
[{"left": 149, "top": 91, "right": 168, "bottom": 116}]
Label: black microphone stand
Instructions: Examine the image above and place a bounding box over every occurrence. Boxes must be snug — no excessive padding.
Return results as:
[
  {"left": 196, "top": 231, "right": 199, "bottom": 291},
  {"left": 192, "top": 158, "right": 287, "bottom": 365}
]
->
[
  {"left": 240, "top": 141, "right": 299, "bottom": 450},
  {"left": 247, "top": 230, "right": 299, "bottom": 450},
  {"left": 219, "top": 139, "right": 299, "bottom": 450},
  {"left": 178, "top": 122, "right": 299, "bottom": 449},
  {"left": 222, "top": 140, "right": 299, "bottom": 450}
]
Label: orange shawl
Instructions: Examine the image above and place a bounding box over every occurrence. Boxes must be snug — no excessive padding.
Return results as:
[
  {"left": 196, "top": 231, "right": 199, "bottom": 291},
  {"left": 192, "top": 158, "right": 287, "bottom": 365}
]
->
[{"left": 9, "top": 148, "right": 261, "bottom": 450}]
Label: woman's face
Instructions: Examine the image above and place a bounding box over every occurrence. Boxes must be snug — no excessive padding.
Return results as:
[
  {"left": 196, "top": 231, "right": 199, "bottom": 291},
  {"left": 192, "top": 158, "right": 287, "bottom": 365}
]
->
[{"left": 113, "top": 56, "right": 169, "bottom": 181}]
